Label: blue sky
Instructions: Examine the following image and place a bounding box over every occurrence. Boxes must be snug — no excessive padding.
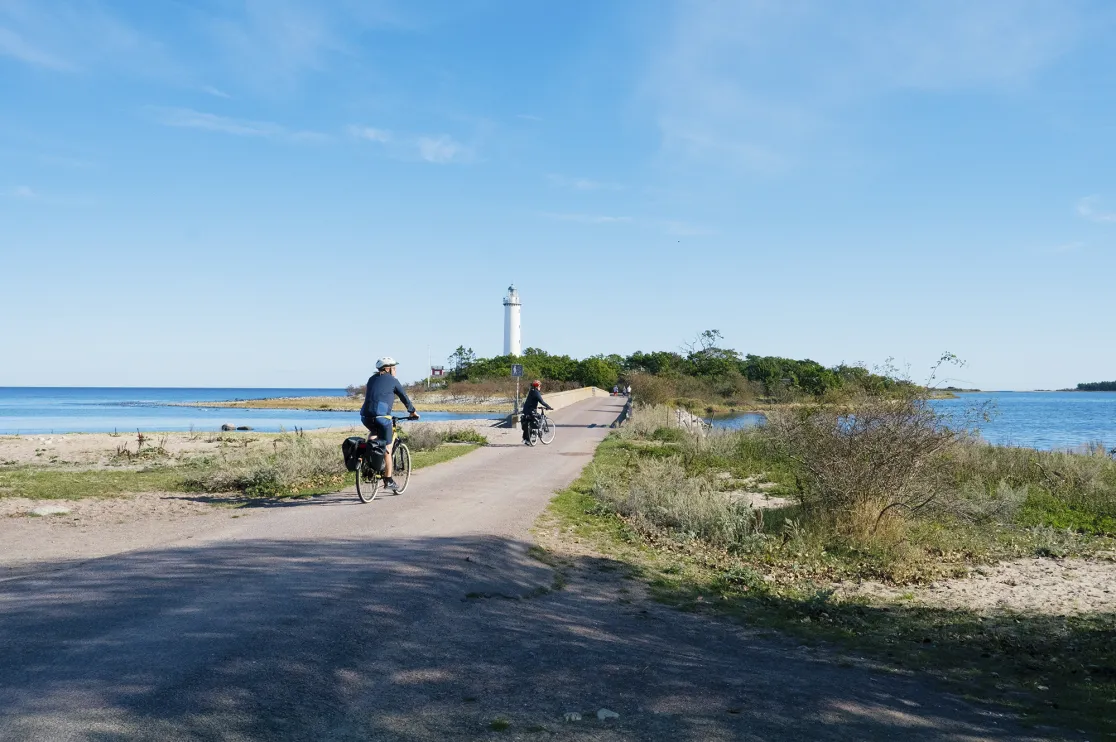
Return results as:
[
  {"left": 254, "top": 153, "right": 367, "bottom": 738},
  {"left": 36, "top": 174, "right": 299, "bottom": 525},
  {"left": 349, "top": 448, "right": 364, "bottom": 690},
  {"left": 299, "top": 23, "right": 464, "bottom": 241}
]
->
[{"left": 2, "top": 0, "right": 1115, "bottom": 390}]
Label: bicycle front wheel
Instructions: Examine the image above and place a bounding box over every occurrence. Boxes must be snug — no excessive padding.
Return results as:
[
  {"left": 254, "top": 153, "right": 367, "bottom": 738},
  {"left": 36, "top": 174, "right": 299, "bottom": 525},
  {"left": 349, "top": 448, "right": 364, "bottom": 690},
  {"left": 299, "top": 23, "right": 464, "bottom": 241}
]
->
[
  {"left": 539, "top": 415, "right": 556, "bottom": 444},
  {"left": 356, "top": 460, "right": 380, "bottom": 503},
  {"left": 392, "top": 443, "right": 411, "bottom": 494}
]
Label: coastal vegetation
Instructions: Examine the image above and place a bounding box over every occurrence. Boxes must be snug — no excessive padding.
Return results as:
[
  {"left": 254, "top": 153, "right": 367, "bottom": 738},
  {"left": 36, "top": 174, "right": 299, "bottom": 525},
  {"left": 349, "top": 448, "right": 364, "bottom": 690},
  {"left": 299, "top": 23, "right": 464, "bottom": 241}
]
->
[
  {"left": 542, "top": 382, "right": 1116, "bottom": 734},
  {"left": 345, "top": 331, "right": 913, "bottom": 415},
  {"left": 1077, "top": 380, "right": 1116, "bottom": 391},
  {"left": 0, "top": 425, "right": 488, "bottom": 501}
]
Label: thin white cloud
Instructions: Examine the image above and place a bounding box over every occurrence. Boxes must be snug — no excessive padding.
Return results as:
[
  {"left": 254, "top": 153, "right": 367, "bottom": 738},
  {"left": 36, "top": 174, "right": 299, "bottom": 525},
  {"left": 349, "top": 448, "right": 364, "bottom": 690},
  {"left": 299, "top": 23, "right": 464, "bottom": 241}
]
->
[
  {"left": 541, "top": 213, "right": 633, "bottom": 225},
  {"left": 199, "top": 0, "right": 412, "bottom": 91},
  {"left": 661, "top": 219, "right": 716, "bottom": 237},
  {"left": 417, "top": 135, "right": 469, "bottom": 164},
  {"left": 201, "top": 85, "right": 232, "bottom": 99},
  {"left": 0, "top": 26, "right": 73, "bottom": 70},
  {"left": 547, "top": 174, "right": 624, "bottom": 191},
  {"left": 148, "top": 107, "right": 324, "bottom": 142},
  {"left": 349, "top": 125, "right": 472, "bottom": 164},
  {"left": 649, "top": 0, "right": 1089, "bottom": 173},
  {"left": 8, "top": 185, "right": 38, "bottom": 198},
  {"left": 1076, "top": 196, "right": 1116, "bottom": 223},
  {"left": 540, "top": 211, "right": 715, "bottom": 235},
  {"left": 348, "top": 125, "right": 392, "bottom": 143},
  {"left": 516, "top": 114, "right": 543, "bottom": 122},
  {"left": 0, "top": 1, "right": 172, "bottom": 76}
]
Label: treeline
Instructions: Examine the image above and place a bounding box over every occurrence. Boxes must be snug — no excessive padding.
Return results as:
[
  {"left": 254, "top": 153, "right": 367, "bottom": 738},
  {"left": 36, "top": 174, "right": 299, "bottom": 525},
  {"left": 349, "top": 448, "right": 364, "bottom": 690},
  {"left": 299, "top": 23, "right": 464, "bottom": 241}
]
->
[
  {"left": 440, "top": 331, "right": 906, "bottom": 409},
  {"left": 1077, "top": 381, "right": 1116, "bottom": 392}
]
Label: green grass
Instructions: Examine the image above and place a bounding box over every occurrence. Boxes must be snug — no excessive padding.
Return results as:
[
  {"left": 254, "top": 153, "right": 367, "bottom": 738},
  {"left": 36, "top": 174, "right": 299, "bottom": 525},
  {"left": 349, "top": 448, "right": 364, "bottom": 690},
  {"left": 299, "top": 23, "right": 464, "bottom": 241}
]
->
[
  {"left": 410, "top": 443, "right": 479, "bottom": 469},
  {"left": 541, "top": 430, "right": 1116, "bottom": 736},
  {"left": 0, "top": 466, "right": 184, "bottom": 500}
]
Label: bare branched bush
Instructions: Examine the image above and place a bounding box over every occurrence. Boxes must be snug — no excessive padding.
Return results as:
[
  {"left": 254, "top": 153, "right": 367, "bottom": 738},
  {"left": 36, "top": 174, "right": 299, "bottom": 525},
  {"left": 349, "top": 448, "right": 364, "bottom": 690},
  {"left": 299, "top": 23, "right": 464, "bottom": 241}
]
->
[{"left": 768, "top": 392, "right": 959, "bottom": 531}]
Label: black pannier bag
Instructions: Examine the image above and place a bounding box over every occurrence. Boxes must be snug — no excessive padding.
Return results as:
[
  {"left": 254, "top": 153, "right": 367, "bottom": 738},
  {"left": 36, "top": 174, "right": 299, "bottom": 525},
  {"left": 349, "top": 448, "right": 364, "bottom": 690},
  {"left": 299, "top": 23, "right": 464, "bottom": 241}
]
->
[
  {"left": 364, "top": 440, "right": 387, "bottom": 473},
  {"left": 341, "top": 436, "right": 366, "bottom": 472}
]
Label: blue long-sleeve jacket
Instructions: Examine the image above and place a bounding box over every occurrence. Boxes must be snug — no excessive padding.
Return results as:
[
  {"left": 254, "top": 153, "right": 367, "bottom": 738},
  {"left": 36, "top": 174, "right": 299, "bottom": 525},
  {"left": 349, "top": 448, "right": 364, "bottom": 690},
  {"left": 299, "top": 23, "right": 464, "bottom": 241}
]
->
[{"left": 360, "top": 374, "right": 416, "bottom": 418}]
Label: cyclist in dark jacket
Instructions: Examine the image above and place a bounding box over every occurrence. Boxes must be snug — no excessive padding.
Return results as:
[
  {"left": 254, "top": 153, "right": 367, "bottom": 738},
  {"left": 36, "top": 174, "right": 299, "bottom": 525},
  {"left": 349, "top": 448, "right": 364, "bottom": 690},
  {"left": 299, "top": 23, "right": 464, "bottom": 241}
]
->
[
  {"left": 521, "top": 380, "right": 553, "bottom": 444},
  {"left": 360, "top": 356, "right": 418, "bottom": 489}
]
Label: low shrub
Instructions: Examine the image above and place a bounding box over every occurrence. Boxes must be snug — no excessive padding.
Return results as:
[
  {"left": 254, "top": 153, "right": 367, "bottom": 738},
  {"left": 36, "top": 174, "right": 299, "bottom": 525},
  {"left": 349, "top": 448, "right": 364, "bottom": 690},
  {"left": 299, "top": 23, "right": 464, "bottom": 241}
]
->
[
  {"left": 442, "top": 428, "right": 489, "bottom": 445},
  {"left": 403, "top": 425, "right": 445, "bottom": 452},
  {"left": 594, "top": 457, "right": 761, "bottom": 551},
  {"left": 183, "top": 436, "right": 347, "bottom": 497}
]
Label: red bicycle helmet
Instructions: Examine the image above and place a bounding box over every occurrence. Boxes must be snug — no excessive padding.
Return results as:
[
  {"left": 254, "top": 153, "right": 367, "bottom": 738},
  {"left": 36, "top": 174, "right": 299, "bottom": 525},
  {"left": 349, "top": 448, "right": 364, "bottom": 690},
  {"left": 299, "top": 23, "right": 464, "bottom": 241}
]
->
[{"left": 531, "top": 380, "right": 541, "bottom": 388}]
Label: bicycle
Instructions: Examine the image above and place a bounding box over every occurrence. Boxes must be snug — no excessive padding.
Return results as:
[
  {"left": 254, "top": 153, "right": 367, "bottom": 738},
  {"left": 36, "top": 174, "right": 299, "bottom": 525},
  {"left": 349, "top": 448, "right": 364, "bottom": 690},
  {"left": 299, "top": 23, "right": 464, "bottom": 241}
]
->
[
  {"left": 356, "top": 415, "right": 414, "bottom": 503},
  {"left": 525, "top": 411, "right": 556, "bottom": 446}
]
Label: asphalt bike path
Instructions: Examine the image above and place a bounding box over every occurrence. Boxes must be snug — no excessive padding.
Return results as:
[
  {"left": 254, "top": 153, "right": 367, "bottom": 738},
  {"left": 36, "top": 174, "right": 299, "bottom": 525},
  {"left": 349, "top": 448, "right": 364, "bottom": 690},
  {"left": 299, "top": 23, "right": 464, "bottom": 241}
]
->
[{"left": 0, "top": 397, "right": 1052, "bottom": 740}]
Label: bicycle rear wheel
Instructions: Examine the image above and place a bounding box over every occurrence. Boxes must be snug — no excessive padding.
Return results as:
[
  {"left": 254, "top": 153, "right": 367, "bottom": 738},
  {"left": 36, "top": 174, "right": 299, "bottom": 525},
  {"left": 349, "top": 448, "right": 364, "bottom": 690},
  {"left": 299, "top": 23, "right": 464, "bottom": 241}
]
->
[
  {"left": 356, "top": 459, "right": 380, "bottom": 503},
  {"left": 539, "top": 414, "right": 556, "bottom": 444},
  {"left": 392, "top": 443, "right": 411, "bottom": 494}
]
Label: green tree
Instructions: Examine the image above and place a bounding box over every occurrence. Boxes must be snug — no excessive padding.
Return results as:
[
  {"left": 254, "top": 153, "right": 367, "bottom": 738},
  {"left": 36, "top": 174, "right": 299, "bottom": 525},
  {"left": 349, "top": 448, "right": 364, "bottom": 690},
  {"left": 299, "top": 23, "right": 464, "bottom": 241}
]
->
[
  {"left": 576, "top": 357, "right": 620, "bottom": 390},
  {"left": 448, "top": 346, "right": 476, "bottom": 380}
]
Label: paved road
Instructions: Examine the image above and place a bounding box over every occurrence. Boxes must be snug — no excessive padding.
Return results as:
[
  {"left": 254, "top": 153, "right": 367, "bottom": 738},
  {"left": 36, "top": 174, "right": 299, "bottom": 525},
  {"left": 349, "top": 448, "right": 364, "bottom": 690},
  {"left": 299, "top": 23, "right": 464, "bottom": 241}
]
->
[{"left": 0, "top": 398, "right": 1047, "bottom": 740}]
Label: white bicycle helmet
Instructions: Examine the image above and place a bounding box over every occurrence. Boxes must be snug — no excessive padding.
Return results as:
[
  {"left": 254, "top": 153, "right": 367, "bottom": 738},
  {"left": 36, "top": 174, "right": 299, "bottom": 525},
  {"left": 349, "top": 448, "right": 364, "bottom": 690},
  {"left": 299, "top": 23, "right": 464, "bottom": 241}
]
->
[{"left": 375, "top": 356, "right": 398, "bottom": 370}]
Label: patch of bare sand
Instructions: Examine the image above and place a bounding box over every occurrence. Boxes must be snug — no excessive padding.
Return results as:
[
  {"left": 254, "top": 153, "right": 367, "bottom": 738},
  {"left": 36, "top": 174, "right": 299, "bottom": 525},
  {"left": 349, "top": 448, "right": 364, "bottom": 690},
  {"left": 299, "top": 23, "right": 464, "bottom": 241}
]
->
[
  {"left": 0, "top": 491, "right": 251, "bottom": 579},
  {"left": 841, "top": 557, "right": 1116, "bottom": 615}
]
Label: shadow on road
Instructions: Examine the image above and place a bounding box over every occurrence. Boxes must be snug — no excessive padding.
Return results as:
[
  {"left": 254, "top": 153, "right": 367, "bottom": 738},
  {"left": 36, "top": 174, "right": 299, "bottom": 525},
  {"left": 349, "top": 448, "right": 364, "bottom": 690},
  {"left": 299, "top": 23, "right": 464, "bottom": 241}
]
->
[
  {"left": 0, "top": 536, "right": 1034, "bottom": 741},
  {"left": 167, "top": 490, "right": 362, "bottom": 510}
]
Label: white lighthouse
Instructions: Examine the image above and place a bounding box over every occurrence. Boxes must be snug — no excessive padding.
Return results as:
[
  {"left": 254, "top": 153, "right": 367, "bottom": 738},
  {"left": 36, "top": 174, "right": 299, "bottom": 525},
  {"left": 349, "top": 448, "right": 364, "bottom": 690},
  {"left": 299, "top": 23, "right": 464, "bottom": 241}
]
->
[{"left": 503, "top": 284, "right": 522, "bottom": 356}]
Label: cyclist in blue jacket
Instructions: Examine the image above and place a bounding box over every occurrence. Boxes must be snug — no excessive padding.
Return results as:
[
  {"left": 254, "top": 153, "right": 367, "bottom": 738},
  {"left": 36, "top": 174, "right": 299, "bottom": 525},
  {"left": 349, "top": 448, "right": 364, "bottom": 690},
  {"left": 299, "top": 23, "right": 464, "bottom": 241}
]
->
[{"left": 360, "top": 356, "right": 419, "bottom": 489}]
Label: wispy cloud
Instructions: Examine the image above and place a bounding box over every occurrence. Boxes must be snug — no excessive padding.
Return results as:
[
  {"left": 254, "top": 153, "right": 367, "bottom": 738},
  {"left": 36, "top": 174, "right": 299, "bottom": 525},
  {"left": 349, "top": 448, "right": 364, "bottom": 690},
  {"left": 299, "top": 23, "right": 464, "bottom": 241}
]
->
[
  {"left": 516, "top": 114, "right": 543, "bottom": 122},
  {"left": 0, "top": 1, "right": 173, "bottom": 75},
  {"left": 1076, "top": 195, "right": 1116, "bottom": 223},
  {"left": 201, "top": 85, "right": 232, "bottom": 99},
  {"left": 349, "top": 126, "right": 392, "bottom": 143},
  {"left": 540, "top": 212, "right": 716, "bottom": 235},
  {"left": 148, "top": 107, "right": 324, "bottom": 142},
  {"left": 416, "top": 135, "right": 470, "bottom": 164},
  {"left": 198, "top": 0, "right": 412, "bottom": 91},
  {"left": 541, "top": 213, "right": 633, "bottom": 225},
  {"left": 6, "top": 185, "right": 38, "bottom": 198},
  {"left": 0, "top": 26, "right": 73, "bottom": 70},
  {"left": 348, "top": 126, "right": 473, "bottom": 164},
  {"left": 661, "top": 219, "right": 716, "bottom": 237},
  {"left": 547, "top": 174, "right": 624, "bottom": 191},
  {"left": 649, "top": 0, "right": 1089, "bottom": 173}
]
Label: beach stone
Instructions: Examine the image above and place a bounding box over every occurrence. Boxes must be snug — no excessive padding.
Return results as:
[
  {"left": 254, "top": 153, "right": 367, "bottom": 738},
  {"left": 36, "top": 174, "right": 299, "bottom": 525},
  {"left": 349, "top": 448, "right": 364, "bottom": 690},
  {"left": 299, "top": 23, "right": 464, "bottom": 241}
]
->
[
  {"left": 597, "top": 708, "right": 620, "bottom": 721},
  {"left": 236, "top": 426, "right": 253, "bottom": 431},
  {"left": 30, "top": 505, "right": 71, "bottom": 517},
  {"left": 221, "top": 424, "right": 235, "bottom": 431},
  {"left": 562, "top": 712, "right": 581, "bottom": 723}
]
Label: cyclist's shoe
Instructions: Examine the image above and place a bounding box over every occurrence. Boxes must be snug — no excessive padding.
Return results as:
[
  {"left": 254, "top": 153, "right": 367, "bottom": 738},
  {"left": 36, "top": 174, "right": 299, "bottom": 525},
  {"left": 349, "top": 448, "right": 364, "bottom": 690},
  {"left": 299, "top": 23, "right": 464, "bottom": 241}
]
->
[{"left": 383, "top": 477, "right": 400, "bottom": 491}]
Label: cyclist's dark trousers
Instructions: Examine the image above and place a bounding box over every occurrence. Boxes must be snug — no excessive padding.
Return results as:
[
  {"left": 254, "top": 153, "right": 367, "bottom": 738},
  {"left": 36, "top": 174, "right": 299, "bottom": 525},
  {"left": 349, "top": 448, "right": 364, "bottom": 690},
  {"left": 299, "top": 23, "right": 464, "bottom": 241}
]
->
[
  {"left": 521, "top": 412, "right": 537, "bottom": 441},
  {"left": 361, "top": 414, "right": 393, "bottom": 446}
]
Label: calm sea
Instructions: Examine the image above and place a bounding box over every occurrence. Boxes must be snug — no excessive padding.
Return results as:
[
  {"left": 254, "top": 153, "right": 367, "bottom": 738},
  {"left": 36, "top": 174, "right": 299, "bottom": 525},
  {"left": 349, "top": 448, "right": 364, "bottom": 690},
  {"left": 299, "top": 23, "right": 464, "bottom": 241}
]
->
[
  {"left": 712, "top": 392, "right": 1116, "bottom": 451},
  {"left": 0, "top": 388, "right": 500, "bottom": 435}
]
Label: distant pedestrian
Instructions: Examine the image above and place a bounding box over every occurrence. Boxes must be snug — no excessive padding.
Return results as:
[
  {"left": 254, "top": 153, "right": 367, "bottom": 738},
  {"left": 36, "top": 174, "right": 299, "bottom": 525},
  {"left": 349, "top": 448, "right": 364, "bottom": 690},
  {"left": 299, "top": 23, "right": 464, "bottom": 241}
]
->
[
  {"left": 626, "top": 384, "right": 631, "bottom": 396},
  {"left": 612, "top": 385, "right": 619, "bottom": 396}
]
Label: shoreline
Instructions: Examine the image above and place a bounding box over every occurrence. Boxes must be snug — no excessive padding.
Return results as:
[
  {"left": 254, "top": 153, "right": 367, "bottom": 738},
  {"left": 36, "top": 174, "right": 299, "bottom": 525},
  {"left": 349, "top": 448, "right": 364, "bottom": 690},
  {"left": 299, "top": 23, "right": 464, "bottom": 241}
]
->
[{"left": 172, "top": 395, "right": 513, "bottom": 414}]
